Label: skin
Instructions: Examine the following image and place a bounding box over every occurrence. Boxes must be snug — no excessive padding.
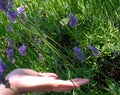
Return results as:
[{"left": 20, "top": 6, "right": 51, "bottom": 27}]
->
[{"left": 0, "top": 68, "right": 89, "bottom": 95}]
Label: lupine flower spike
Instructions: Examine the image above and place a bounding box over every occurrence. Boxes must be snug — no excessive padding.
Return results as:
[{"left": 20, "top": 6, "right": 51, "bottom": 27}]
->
[
  {"left": 0, "top": 0, "right": 17, "bottom": 23},
  {"left": 17, "top": 6, "right": 26, "bottom": 22},
  {"left": 0, "top": 58, "right": 7, "bottom": 76},
  {"left": 0, "top": 0, "right": 14, "bottom": 12},
  {"left": 0, "top": 58, "right": 10, "bottom": 88},
  {"left": 17, "top": 6, "right": 24, "bottom": 13},
  {"left": 0, "top": 65, "right": 3, "bottom": 76},
  {"left": 6, "top": 36, "right": 15, "bottom": 48},
  {"left": 6, "top": 11, "right": 18, "bottom": 23},
  {"left": 6, "top": 25, "right": 14, "bottom": 32},
  {"left": 19, "top": 44, "right": 27, "bottom": 56},
  {"left": 68, "top": 12, "right": 78, "bottom": 27},
  {"left": 6, "top": 48, "right": 15, "bottom": 63},
  {"left": 73, "top": 47, "right": 86, "bottom": 62},
  {"left": 0, "top": 0, "right": 8, "bottom": 12},
  {"left": 39, "top": 53, "right": 44, "bottom": 63},
  {"left": 88, "top": 45, "right": 100, "bottom": 56}
]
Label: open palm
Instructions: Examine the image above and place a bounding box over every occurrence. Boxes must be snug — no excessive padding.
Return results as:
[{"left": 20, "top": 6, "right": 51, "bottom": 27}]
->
[{"left": 5, "top": 68, "right": 89, "bottom": 94}]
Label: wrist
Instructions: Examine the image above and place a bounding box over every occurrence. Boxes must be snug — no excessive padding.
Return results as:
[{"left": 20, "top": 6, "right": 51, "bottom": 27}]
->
[
  {"left": 0, "top": 76, "right": 20, "bottom": 95},
  {"left": 0, "top": 84, "right": 16, "bottom": 95}
]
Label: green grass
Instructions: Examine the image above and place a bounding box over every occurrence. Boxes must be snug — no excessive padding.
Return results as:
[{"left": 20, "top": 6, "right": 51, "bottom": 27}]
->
[{"left": 0, "top": 0, "right": 120, "bottom": 95}]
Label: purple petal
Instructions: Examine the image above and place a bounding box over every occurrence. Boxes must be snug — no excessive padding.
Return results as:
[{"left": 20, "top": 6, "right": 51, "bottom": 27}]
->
[
  {"left": 88, "top": 45, "right": 99, "bottom": 56},
  {"left": 0, "top": 65, "right": 3, "bottom": 76},
  {"left": 17, "top": 6, "right": 25, "bottom": 13},
  {"left": 7, "top": 11, "right": 18, "bottom": 23},
  {"left": 73, "top": 47, "right": 86, "bottom": 62},
  {"left": 19, "top": 44, "right": 27, "bottom": 56},
  {"left": 68, "top": 12, "right": 77, "bottom": 27},
  {"left": 2, "top": 62, "right": 7, "bottom": 71}
]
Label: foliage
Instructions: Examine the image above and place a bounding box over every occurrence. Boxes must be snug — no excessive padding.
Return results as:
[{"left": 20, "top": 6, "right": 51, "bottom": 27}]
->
[{"left": 0, "top": 0, "right": 120, "bottom": 95}]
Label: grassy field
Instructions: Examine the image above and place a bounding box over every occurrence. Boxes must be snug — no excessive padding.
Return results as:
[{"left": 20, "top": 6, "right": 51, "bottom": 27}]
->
[{"left": 0, "top": 0, "right": 120, "bottom": 95}]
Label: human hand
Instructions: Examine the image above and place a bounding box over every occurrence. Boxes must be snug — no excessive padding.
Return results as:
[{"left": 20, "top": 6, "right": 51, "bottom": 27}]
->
[{"left": 5, "top": 68, "right": 89, "bottom": 94}]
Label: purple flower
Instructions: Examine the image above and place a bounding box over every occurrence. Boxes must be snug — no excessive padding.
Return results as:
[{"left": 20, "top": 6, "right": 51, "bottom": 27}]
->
[
  {"left": 0, "top": 65, "right": 3, "bottom": 76},
  {"left": 19, "top": 44, "right": 27, "bottom": 56},
  {"left": 6, "top": 48, "right": 15, "bottom": 63},
  {"left": 0, "top": 0, "right": 8, "bottom": 12},
  {"left": 0, "top": 58, "right": 7, "bottom": 76},
  {"left": 0, "top": 0, "right": 16, "bottom": 23},
  {"left": 6, "top": 36, "right": 15, "bottom": 48},
  {"left": 6, "top": 48, "right": 14, "bottom": 58},
  {"left": 73, "top": 47, "right": 86, "bottom": 62},
  {"left": 1, "top": 62, "right": 7, "bottom": 71},
  {"left": 0, "top": 0, "right": 14, "bottom": 12},
  {"left": 6, "top": 25, "right": 14, "bottom": 32},
  {"left": 17, "top": 6, "right": 25, "bottom": 14},
  {"left": 19, "top": 12, "right": 26, "bottom": 22},
  {"left": 68, "top": 12, "right": 77, "bottom": 27},
  {"left": 6, "top": 11, "right": 18, "bottom": 23},
  {"left": 88, "top": 45, "right": 100, "bottom": 56},
  {"left": 39, "top": 53, "right": 44, "bottom": 63},
  {"left": 17, "top": 6, "right": 26, "bottom": 23}
]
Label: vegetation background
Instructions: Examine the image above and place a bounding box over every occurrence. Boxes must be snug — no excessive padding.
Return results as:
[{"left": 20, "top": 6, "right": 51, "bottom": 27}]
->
[{"left": 0, "top": 0, "right": 120, "bottom": 95}]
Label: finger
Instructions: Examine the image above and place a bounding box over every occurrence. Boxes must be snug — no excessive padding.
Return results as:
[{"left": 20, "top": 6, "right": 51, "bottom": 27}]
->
[
  {"left": 51, "top": 78, "right": 89, "bottom": 92},
  {"left": 10, "top": 76, "right": 89, "bottom": 93},
  {"left": 68, "top": 78, "right": 89, "bottom": 88},
  {"left": 6, "top": 68, "right": 58, "bottom": 79},
  {"left": 6, "top": 68, "right": 40, "bottom": 79},
  {"left": 39, "top": 72, "right": 58, "bottom": 79},
  {"left": 9, "top": 75, "right": 58, "bottom": 93},
  {"left": 16, "top": 68, "right": 40, "bottom": 76}
]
